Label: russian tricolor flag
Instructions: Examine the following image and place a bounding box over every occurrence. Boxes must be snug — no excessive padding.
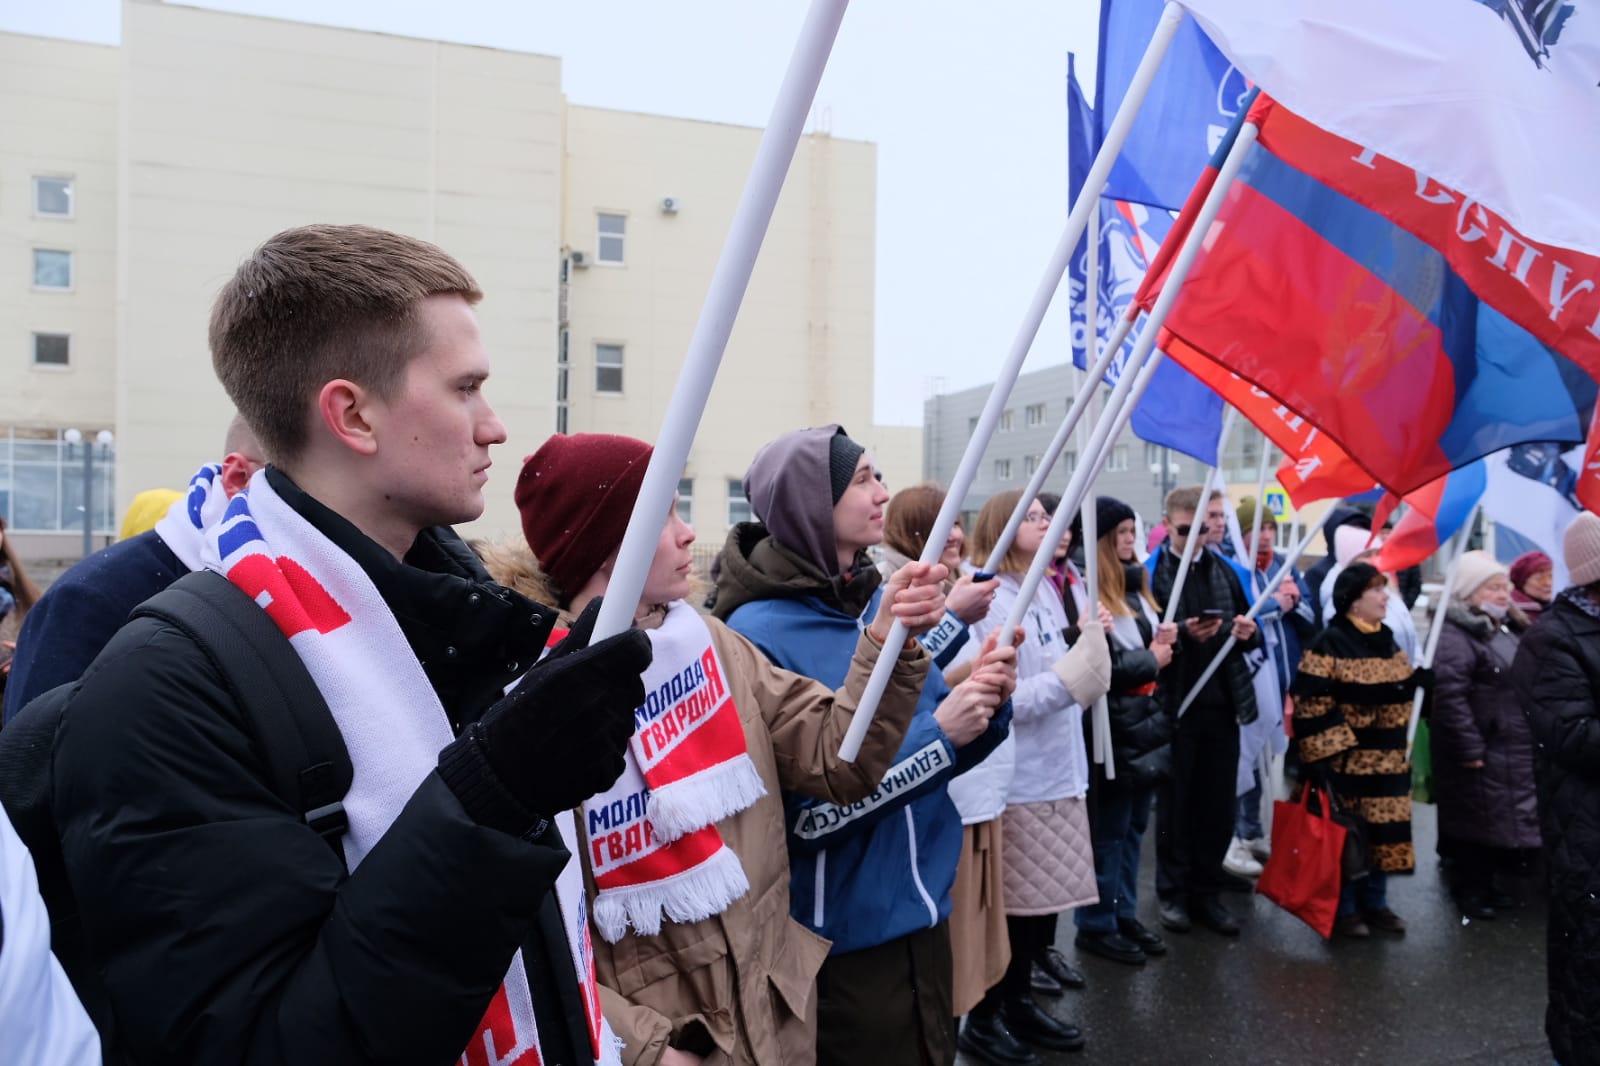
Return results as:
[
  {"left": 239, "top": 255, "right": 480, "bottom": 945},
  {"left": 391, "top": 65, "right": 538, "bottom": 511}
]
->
[{"left": 1141, "top": 94, "right": 1598, "bottom": 499}]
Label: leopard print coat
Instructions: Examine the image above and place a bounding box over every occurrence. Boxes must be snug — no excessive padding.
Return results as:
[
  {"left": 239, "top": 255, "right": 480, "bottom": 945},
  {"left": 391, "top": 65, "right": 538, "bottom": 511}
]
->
[{"left": 1291, "top": 615, "right": 1423, "bottom": 873}]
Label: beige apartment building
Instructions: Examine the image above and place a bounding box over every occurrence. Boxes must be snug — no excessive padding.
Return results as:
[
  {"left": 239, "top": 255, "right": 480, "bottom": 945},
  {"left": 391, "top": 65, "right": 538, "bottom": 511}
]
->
[{"left": 0, "top": 0, "right": 919, "bottom": 561}]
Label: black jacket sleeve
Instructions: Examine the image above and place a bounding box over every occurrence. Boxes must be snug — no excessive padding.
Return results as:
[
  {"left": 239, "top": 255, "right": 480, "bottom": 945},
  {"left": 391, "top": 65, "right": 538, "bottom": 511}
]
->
[
  {"left": 4, "top": 578, "right": 128, "bottom": 722},
  {"left": 53, "top": 621, "right": 571, "bottom": 1066},
  {"left": 1109, "top": 645, "right": 1159, "bottom": 691}
]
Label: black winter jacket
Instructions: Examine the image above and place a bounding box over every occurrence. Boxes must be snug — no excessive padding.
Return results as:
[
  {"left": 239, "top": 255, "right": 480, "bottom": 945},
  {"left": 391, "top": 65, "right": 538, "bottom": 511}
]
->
[
  {"left": 1149, "top": 545, "right": 1260, "bottom": 727},
  {"left": 1512, "top": 587, "right": 1600, "bottom": 1066},
  {"left": 50, "top": 472, "right": 586, "bottom": 1066},
  {"left": 1100, "top": 567, "right": 1172, "bottom": 785}
]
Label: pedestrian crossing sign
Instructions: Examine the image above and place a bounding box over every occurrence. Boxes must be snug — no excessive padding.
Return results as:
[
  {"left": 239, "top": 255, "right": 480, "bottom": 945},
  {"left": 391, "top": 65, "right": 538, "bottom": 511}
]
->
[{"left": 1264, "top": 489, "right": 1288, "bottom": 520}]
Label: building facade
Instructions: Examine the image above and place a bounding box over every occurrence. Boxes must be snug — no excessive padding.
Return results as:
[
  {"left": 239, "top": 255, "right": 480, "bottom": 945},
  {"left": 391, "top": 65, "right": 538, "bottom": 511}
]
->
[
  {"left": 924, "top": 361, "right": 1336, "bottom": 556},
  {"left": 0, "top": 0, "right": 920, "bottom": 562}
]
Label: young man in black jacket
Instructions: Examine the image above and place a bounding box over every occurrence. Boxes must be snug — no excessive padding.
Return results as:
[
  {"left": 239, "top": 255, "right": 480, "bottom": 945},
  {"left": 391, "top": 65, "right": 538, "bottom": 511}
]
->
[
  {"left": 49, "top": 225, "right": 648, "bottom": 1066},
  {"left": 1145, "top": 486, "right": 1260, "bottom": 938}
]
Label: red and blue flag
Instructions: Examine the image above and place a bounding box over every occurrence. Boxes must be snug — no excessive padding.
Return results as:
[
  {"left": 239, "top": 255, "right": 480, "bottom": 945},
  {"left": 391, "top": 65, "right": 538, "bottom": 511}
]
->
[{"left": 1145, "top": 94, "right": 1599, "bottom": 498}]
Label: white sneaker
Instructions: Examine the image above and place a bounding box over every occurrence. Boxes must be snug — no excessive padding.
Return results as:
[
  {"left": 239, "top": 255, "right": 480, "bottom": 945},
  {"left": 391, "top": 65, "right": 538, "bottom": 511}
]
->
[
  {"left": 1242, "top": 835, "right": 1271, "bottom": 862},
  {"left": 1223, "top": 838, "right": 1264, "bottom": 878}
]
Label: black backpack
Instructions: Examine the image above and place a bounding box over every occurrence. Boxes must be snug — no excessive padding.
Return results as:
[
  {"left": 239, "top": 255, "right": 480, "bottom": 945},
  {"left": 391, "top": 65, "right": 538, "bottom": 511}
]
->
[{"left": 0, "top": 569, "right": 352, "bottom": 1053}]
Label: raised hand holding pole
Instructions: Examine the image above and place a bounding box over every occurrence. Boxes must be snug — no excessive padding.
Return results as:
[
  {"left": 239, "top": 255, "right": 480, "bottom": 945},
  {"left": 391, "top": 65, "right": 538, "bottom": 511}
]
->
[
  {"left": 595, "top": 0, "right": 852, "bottom": 643},
  {"left": 837, "top": 3, "right": 1188, "bottom": 761}
]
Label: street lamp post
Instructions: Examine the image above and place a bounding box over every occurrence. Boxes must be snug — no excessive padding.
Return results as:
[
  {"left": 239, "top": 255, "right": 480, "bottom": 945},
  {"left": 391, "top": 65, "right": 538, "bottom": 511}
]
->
[{"left": 63, "top": 428, "right": 115, "bottom": 558}]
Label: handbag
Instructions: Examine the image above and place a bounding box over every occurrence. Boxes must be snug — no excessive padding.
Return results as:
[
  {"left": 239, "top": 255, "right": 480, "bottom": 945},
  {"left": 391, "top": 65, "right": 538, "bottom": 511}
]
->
[{"left": 1256, "top": 783, "right": 1347, "bottom": 939}]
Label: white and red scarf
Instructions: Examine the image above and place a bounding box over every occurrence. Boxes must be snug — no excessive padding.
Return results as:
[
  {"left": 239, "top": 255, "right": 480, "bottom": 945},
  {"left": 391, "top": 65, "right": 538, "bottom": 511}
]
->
[
  {"left": 201, "top": 471, "right": 619, "bottom": 1066},
  {"left": 153, "top": 463, "right": 230, "bottom": 572},
  {"left": 578, "top": 602, "right": 765, "bottom": 943}
]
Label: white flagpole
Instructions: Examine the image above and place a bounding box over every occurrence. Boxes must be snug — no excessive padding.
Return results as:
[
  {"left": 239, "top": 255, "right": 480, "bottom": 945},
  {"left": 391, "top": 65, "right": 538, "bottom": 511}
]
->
[
  {"left": 980, "top": 315, "right": 1133, "bottom": 576},
  {"left": 1160, "top": 407, "right": 1240, "bottom": 626},
  {"left": 993, "top": 121, "right": 1262, "bottom": 655},
  {"left": 595, "top": 0, "right": 851, "bottom": 641},
  {"left": 1175, "top": 520, "right": 1320, "bottom": 717},
  {"left": 1406, "top": 508, "right": 1479, "bottom": 757},
  {"left": 1081, "top": 208, "right": 1113, "bottom": 775},
  {"left": 837, "top": 4, "right": 1188, "bottom": 761}
]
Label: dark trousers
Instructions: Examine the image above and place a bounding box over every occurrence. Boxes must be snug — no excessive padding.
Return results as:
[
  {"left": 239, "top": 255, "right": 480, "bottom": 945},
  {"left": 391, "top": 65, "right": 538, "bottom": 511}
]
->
[
  {"left": 1077, "top": 780, "right": 1156, "bottom": 933},
  {"left": 1156, "top": 706, "right": 1240, "bottom": 903},
  {"left": 975, "top": 914, "right": 1054, "bottom": 1013},
  {"left": 818, "top": 921, "right": 955, "bottom": 1066}
]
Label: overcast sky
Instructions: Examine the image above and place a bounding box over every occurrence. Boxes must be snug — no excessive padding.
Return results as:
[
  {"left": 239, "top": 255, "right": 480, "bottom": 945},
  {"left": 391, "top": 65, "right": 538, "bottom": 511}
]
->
[{"left": 6, "top": 1, "right": 1102, "bottom": 426}]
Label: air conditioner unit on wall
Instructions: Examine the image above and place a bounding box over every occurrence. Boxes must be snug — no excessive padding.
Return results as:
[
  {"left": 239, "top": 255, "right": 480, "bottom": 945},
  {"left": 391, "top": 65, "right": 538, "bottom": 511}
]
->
[
  {"left": 660, "top": 196, "right": 680, "bottom": 214},
  {"left": 570, "top": 250, "right": 589, "bottom": 268}
]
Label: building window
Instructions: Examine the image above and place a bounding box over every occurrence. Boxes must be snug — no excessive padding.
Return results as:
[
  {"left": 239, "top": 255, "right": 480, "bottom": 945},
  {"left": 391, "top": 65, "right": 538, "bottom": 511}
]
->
[
  {"left": 1025, "top": 403, "right": 1046, "bottom": 428},
  {"left": 677, "top": 477, "right": 694, "bottom": 524},
  {"left": 727, "top": 478, "right": 752, "bottom": 526},
  {"left": 968, "top": 416, "right": 979, "bottom": 436},
  {"left": 1062, "top": 450, "right": 1077, "bottom": 474},
  {"left": 595, "top": 343, "right": 624, "bottom": 393},
  {"left": 1106, "top": 444, "right": 1130, "bottom": 472},
  {"left": 33, "top": 249, "right": 73, "bottom": 290},
  {"left": 597, "top": 212, "right": 626, "bottom": 264},
  {"left": 0, "top": 429, "right": 115, "bottom": 533},
  {"left": 994, "top": 458, "right": 1012, "bottom": 480},
  {"left": 999, "top": 409, "right": 1015, "bottom": 432},
  {"left": 1144, "top": 442, "right": 1162, "bottom": 466},
  {"left": 1023, "top": 454, "right": 1039, "bottom": 477},
  {"left": 33, "top": 176, "right": 73, "bottom": 218},
  {"left": 32, "top": 333, "right": 70, "bottom": 368}
]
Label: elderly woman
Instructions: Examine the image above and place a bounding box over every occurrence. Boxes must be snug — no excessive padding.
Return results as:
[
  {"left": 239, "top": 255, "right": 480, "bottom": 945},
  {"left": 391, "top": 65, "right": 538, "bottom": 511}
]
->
[
  {"left": 1509, "top": 551, "right": 1553, "bottom": 624},
  {"left": 1293, "top": 563, "right": 1430, "bottom": 939},
  {"left": 1432, "top": 551, "right": 1540, "bottom": 920},
  {"left": 961, "top": 490, "right": 1111, "bottom": 1059}
]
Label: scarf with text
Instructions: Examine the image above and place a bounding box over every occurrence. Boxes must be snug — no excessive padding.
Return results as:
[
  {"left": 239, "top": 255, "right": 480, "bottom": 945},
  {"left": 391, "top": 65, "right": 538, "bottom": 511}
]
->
[
  {"left": 578, "top": 602, "right": 764, "bottom": 943},
  {"left": 202, "top": 471, "right": 618, "bottom": 1066}
]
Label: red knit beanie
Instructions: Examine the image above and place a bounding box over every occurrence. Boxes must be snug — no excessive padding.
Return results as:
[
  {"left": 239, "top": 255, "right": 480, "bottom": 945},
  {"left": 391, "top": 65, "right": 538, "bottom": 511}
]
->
[{"left": 514, "top": 433, "right": 652, "bottom": 604}]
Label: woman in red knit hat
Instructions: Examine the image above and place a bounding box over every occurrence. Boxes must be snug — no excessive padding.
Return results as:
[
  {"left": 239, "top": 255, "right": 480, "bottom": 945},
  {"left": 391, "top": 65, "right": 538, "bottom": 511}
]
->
[{"left": 510, "top": 432, "right": 1019, "bottom": 1066}]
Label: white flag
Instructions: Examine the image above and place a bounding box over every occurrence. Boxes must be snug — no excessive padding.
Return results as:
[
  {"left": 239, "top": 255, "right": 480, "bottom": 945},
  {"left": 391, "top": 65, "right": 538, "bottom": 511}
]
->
[{"left": 1182, "top": 0, "right": 1600, "bottom": 256}]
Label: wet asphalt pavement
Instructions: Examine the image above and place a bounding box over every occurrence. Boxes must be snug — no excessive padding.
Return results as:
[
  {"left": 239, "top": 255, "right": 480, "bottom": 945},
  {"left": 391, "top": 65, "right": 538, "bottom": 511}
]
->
[{"left": 957, "top": 803, "right": 1550, "bottom": 1065}]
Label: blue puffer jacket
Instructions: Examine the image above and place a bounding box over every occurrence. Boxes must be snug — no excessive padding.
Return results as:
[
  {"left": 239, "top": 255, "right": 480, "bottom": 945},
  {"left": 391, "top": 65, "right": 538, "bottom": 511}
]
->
[{"left": 722, "top": 586, "right": 1010, "bottom": 955}]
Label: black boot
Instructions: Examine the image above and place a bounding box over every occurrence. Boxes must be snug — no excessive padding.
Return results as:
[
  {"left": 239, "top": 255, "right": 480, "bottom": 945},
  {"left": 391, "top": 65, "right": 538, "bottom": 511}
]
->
[
  {"left": 1003, "top": 993, "right": 1086, "bottom": 1052},
  {"left": 959, "top": 1004, "right": 1041, "bottom": 1066}
]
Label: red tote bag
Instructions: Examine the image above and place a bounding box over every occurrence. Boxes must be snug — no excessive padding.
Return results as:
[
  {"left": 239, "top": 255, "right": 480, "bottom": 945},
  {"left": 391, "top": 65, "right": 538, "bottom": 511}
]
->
[{"left": 1256, "top": 784, "right": 1346, "bottom": 939}]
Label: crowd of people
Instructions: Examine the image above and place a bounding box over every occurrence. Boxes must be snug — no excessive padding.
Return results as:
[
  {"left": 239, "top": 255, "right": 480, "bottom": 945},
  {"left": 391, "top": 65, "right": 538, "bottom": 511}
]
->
[{"left": 0, "top": 223, "right": 1595, "bottom": 1066}]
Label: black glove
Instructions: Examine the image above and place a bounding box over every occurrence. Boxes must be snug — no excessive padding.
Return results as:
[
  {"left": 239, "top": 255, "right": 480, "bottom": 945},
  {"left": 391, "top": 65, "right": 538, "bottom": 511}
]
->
[
  {"left": 1411, "top": 665, "right": 1434, "bottom": 693},
  {"left": 441, "top": 597, "right": 651, "bottom": 833}
]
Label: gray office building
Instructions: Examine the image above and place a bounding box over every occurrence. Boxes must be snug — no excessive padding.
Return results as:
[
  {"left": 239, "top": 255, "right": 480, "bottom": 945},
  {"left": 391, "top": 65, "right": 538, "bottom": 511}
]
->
[{"left": 923, "top": 362, "right": 1271, "bottom": 530}]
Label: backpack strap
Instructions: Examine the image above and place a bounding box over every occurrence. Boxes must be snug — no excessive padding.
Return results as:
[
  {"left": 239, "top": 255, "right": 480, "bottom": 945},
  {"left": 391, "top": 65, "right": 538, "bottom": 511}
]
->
[{"left": 132, "top": 570, "right": 352, "bottom": 865}]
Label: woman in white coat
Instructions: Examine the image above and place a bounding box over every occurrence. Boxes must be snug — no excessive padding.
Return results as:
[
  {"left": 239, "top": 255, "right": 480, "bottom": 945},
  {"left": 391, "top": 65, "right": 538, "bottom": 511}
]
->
[{"left": 958, "top": 490, "right": 1111, "bottom": 1060}]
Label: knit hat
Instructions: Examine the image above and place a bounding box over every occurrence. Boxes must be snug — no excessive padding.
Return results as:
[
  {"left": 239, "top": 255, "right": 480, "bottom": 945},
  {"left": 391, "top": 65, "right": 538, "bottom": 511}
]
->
[
  {"left": 1452, "top": 550, "right": 1507, "bottom": 602},
  {"left": 515, "top": 433, "right": 652, "bottom": 603},
  {"left": 1333, "top": 523, "right": 1380, "bottom": 566},
  {"left": 119, "top": 488, "right": 182, "bottom": 542},
  {"left": 1332, "top": 562, "right": 1383, "bottom": 617},
  {"left": 1095, "top": 496, "right": 1136, "bottom": 539},
  {"left": 827, "top": 430, "right": 865, "bottom": 504},
  {"left": 1508, "top": 551, "right": 1553, "bottom": 591},
  {"left": 1235, "top": 496, "right": 1277, "bottom": 536},
  {"left": 1565, "top": 511, "right": 1600, "bottom": 587}
]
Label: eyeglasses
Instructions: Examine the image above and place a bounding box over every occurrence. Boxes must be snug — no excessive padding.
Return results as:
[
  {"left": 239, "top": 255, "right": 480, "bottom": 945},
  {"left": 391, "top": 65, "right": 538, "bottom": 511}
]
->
[
  {"left": 1023, "top": 510, "right": 1051, "bottom": 525},
  {"left": 1172, "top": 523, "right": 1192, "bottom": 537}
]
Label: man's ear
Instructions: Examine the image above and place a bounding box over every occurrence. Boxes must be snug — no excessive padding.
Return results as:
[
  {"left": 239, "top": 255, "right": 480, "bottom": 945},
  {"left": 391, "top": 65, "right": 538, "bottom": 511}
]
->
[
  {"left": 218, "top": 452, "right": 262, "bottom": 498},
  {"left": 317, "top": 379, "right": 379, "bottom": 457}
]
